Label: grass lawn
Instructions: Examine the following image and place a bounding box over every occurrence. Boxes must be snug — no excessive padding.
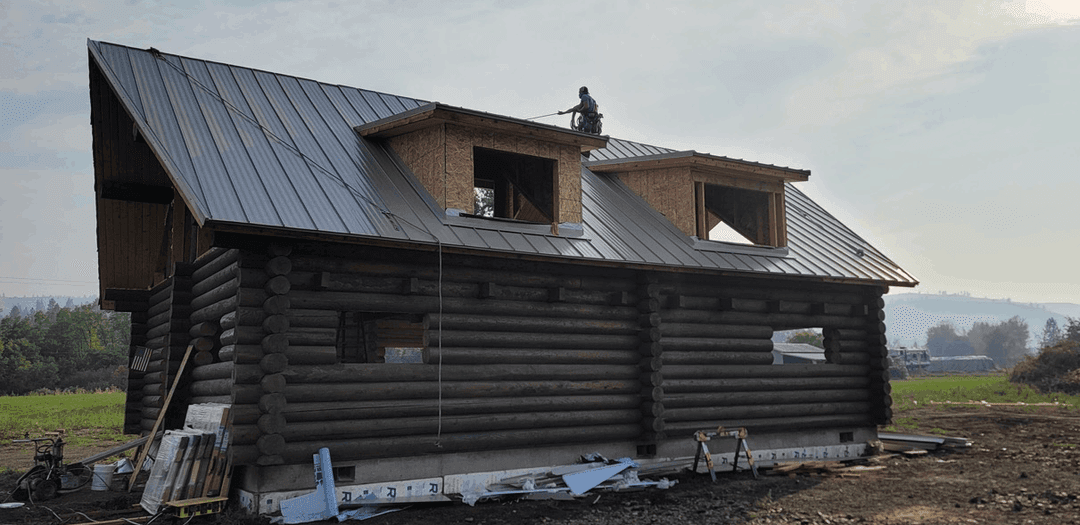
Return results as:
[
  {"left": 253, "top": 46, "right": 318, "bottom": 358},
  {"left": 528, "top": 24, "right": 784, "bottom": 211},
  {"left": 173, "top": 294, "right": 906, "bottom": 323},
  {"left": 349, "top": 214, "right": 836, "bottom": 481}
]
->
[{"left": 0, "top": 391, "right": 127, "bottom": 446}]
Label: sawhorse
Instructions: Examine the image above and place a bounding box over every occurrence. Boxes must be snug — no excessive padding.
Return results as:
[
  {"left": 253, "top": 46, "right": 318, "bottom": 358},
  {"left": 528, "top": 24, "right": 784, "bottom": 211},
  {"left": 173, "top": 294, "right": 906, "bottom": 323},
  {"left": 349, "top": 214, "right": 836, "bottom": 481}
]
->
[{"left": 692, "top": 426, "right": 759, "bottom": 481}]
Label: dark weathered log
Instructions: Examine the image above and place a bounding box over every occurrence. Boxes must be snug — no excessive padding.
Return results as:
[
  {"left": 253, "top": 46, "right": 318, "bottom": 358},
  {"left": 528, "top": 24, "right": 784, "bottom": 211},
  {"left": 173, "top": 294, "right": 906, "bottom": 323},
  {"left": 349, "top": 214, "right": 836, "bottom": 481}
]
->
[
  {"left": 231, "top": 404, "right": 261, "bottom": 425},
  {"left": 239, "top": 288, "right": 268, "bottom": 307},
  {"left": 659, "top": 337, "right": 773, "bottom": 352},
  {"left": 257, "top": 434, "right": 286, "bottom": 456},
  {"left": 664, "top": 376, "right": 870, "bottom": 395},
  {"left": 277, "top": 424, "right": 643, "bottom": 464},
  {"left": 664, "top": 414, "right": 874, "bottom": 435},
  {"left": 832, "top": 353, "right": 870, "bottom": 365},
  {"left": 280, "top": 409, "right": 643, "bottom": 440},
  {"left": 231, "top": 445, "right": 259, "bottom": 465},
  {"left": 661, "top": 309, "right": 868, "bottom": 329},
  {"left": 262, "top": 315, "right": 290, "bottom": 334},
  {"left": 663, "top": 281, "right": 868, "bottom": 305},
  {"left": 661, "top": 352, "right": 775, "bottom": 366},
  {"left": 658, "top": 323, "right": 773, "bottom": 339},
  {"left": 191, "top": 337, "right": 215, "bottom": 353},
  {"left": 286, "top": 379, "right": 641, "bottom": 403},
  {"left": 145, "top": 335, "right": 169, "bottom": 350},
  {"left": 425, "top": 313, "right": 639, "bottom": 335},
  {"left": 282, "top": 395, "right": 642, "bottom": 422},
  {"left": 262, "top": 294, "right": 290, "bottom": 314},
  {"left": 259, "top": 393, "right": 287, "bottom": 414},
  {"left": 188, "top": 322, "right": 220, "bottom": 338},
  {"left": 262, "top": 334, "right": 288, "bottom": 354},
  {"left": 190, "top": 379, "right": 231, "bottom": 397},
  {"left": 258, "top": 414, "right": 288, "bottom": 434},
  {"left": 221, "top": 345, "right": 336, "bottom": 365},
  {"left": 261, "top": 374, "right": 286, "bottom": 393},
  {"left": 264, "top": 275, "right": 291, "bottom": 296},
  {"left": 265, "top": 256, "right": 292, "bottom": 276},
  {"left": 191, "top": 261, "right": 240, "bottom": 298},
  {"left": 190, "top": 295, "right": 239, "bottom": 324},
  {"left": 191, "top": 278, "right": 240, "bottom": 311},
  {"left": 190, "top": 395, "right": 232, "bottom": 405},
  {"left": 147, "top": 295, "right": 175, "bottom": 320},
  {"left": 219, "top": 311, "right": 238, "bottom": 331},
  {"left": 233, "top": 364, "right": 264, "bottom": 385},
  {"left": 280, "top": 363, "right": 641, "bottom": 384},
  {"left": 233, "top": 384, "right": 262, "bottom": 405},
  {"left": 192, "top": 361, "right": 233, "bottom": 381},
  {"left": 422, "top": 347, "right": 641, "bottom": 366},
  {"left": 192, "top": 351, "right": 214, "bottom": 366},
  {"left": 220, "top": 326, "right": 335, "bottom": 347},
  {"left": 289, "top": 290, "right": 638, "bottom": 320},
  {"left": 261, "top": 353, "right": 289, "bottom": 374},
  {"left": 229, "top": 308, "right": 338, "bottom": 329},
  {"left": 141, "top": 396, "right": 163, "bottom": 408},
  {"left": 434, "top": 330, "right": 638, "bottom": 350},
  {"left": 663, "top": 364, "right": 869, "bottom": 380},
  {"left": 664, "top": 388, "right": 870, "bottom": 410},
  {"left": 192, "top": 248, "right": 239, "bottom": 283},
  {"left": 142, "top": 383, "right": 165, "bottom": 396}
]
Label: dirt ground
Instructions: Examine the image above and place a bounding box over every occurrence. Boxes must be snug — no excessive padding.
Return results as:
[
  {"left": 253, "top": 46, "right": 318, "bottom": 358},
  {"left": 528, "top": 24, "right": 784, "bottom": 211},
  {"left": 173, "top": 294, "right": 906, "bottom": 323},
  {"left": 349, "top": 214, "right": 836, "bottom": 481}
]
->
[{"left": 2, "top": 405, "right": 1079, "bottom": 525}]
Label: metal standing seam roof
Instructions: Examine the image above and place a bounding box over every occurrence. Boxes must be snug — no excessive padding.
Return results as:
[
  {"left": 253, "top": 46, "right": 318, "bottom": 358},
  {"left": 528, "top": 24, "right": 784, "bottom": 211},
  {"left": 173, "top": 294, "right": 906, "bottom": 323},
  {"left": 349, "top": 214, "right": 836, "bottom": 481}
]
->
[{"left": 88, "top": 40, "right": 917, "bottom": 287}]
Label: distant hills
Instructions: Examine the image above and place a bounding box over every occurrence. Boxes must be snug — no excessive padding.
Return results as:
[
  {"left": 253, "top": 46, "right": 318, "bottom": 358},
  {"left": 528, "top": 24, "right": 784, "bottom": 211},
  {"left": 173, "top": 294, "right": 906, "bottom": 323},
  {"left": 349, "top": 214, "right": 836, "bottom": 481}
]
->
[{"left": 884, "top": 293, "right": 1077, "bottom": 348}]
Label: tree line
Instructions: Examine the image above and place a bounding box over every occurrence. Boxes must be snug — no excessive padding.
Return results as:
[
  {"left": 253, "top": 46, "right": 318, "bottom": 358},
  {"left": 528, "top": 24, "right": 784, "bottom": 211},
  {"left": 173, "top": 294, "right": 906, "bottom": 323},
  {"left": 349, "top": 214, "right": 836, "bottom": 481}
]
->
[
  {"left": 0, "top": 299, "right": 130, "bottom": 395},
  {"left": 926, "top": 316, "right": 1080, "bottom": 367}
]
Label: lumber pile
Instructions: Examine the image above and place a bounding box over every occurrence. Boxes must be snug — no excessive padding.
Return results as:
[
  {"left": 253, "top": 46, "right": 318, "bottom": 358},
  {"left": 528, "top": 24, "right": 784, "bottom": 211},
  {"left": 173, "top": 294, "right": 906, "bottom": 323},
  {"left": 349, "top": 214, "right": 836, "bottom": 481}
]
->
[
  {"left": 878, "top": 432, "right": 972, "bottom": 453},
  {"left": 139, "top": 403, "right": 232, "bottom": 514},
  {"left": 765, "top": 461, "right": 886, "bottom": 478}
]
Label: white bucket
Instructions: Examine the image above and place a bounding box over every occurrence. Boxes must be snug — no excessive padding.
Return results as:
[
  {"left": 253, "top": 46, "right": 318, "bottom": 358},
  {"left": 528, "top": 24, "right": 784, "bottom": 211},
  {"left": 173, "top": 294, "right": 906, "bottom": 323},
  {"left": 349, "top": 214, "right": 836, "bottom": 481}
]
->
[{"left": 91, "top": 463, "right": 116, "bottom": 491}]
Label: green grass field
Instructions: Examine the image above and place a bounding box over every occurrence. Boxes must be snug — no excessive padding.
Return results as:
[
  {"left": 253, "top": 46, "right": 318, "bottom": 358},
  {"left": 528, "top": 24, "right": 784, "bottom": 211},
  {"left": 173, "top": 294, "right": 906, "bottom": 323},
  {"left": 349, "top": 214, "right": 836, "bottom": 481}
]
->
[
  {"left": 890, "top": 373, "right": 1080, "bottom": 411},
  {"left": 0, "top": 392, "right": 127, "bottom": 446}
]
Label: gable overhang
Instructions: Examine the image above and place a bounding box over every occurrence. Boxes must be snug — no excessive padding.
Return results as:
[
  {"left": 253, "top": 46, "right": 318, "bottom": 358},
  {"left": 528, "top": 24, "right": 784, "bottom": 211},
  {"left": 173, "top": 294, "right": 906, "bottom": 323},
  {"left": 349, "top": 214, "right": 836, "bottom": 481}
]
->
[{"left": 354, "top": 102, "right": 609, "bottom": 153}]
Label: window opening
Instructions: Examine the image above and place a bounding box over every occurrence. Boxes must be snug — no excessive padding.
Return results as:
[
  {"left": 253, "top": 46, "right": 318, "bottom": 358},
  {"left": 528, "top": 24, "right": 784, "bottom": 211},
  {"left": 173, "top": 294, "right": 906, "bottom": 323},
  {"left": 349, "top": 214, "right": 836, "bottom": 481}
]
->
[
  {"left": 471, "top": 147, "right": 556, "bottom": 223},
  {"left": 772, "top": 328, "right": 829, "bottom": 364},
  {"left": 337, "top": 312, "right": 425, "bottom": 363},
  {"left": 696, "top": 182, "right": 779, "bottom": 246}
]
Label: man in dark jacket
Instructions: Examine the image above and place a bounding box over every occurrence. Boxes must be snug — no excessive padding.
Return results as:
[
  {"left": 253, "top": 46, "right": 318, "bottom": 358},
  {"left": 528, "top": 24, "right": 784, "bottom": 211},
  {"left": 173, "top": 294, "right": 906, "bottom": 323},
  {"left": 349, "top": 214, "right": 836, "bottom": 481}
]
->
[{"left": 559, "top": 86, "right": 602, "bottom": 134}]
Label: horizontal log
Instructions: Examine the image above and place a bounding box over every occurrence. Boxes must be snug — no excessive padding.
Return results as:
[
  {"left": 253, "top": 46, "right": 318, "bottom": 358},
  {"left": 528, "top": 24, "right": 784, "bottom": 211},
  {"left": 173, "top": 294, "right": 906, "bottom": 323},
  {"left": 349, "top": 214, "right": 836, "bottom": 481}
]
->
[
  {"left": 261, "top": 374, "right": 286, "bottom": 393},
  {"left": 435, "top": 330, "right": 638, "bottom": 350},
  {"left": 664, "top": 388, "right": 870, "bottom": 409},
  {"left": 145, "top": 335, "right": 168, "bottom": 350},
  {"left": 188, "top": 321, "right": 220, "bottom": 338},
  {"left": 191, "top": 278, "right": 240, "bottom": 311},
  {"left": 288, "top": 290, "right": 638, "bottom": 320},
  {"left": 193, "top": 350, "right": 214, "bottom": 366},
  {"left": 662, "top": 281, "right": 868, "bottom": 305},
  {"left": 147, "top": 295, "right": 174, "bottom": 320},
  {"left": 141, "top": 396, "right": 163, "bottom": 408},
  {"left": 190, "top": 395, "right": 232, "bottom": 405},
  {"left": 425, "top": 313, "right": 639, "bottom": 335},
  {"left": 257, "top": 434, "right": 286, "bottom": 456},
  {"left": 280, "top": 409, "right": 643, "bottom": 440},
  {"left": 260, "top": 393, "right": 287, "bottom": 414},
  {"left": 285, "top": 379, "right": 642, "bottom": 403},
  {"left": 234, "top": 364, "right": 264, "bottom": 385},
  {"left": 660, "top": 309, "right": 868, "bottom": 329},
  {"left": 659, "top": 323, "right": 773, "bottom": 339},
  {"left": 230, "top": 308, "right": 340, "bottom": 330},
  {"left": 262, "top": 353, "right": 288, "bottom": 374},
  {"left": 664, "top": 414, "right": 874, "bottom": 435},
  {"left": 220, "top": 345, "right": 337, "bottom": 365},
  {"left": 191, "top": 261, "right": 240, "bottom": 298},
  {"left": 277, "top": 424, "right": 643, "bottom": 464},
  {"left": 280, "top": 363, "right": 641, "bottom": 384},
  {"left": 422, "top": 347, "right": 641, "bottom": 365},
  {"left": 220, "top": 326, "right": 336, "bottom": 347},
  {"left": 231, "top": 404, "right": 261, "bottom": 425},
  {"left": 663, "top": 364, "right": 869, "bottom": 380},
  {"left": 190, "top": 294, "right": 239, "bottom": 324},
  {"left": 233, "top": 384, "right": 262, "bottom": 405},
  {"left": 258, "top": 413, "right": 288, "bottom": 434},
  {"left": 190, "top": 379, "right": 232, "bottom": 397},
  {"left": 282, "top": 394, "right": 643, "bottom": 422},
  {"left": 191, "top": 360, "right": 234, "bottom": 381},
  {"left": 661, "top": 352, "right": 775, "bottom": 366},
  {"left": 220, "top": 310, "right": 237, "bottom": 330},
  {"left": 659, "top": 337, "right": 773, "bottom": 352},
  {"left": 664, "top": 376, "right": 870, "bottom": 395},
  {"left": 148, "top": 283, "right": 174, "bottom": 309},
  {"left": 192, "top": 248, "right": 239, "bottom": 283}
]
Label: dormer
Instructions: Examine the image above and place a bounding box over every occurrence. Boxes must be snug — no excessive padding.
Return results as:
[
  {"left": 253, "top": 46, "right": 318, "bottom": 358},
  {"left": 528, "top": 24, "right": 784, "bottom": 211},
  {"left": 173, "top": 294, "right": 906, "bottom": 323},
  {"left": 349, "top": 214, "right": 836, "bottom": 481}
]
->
[
  {"left": 585, "top": 151, "right": 809, "bottom": 248},
  {"left": 356, "top": 103, "right": 608, "bottom": 229}
]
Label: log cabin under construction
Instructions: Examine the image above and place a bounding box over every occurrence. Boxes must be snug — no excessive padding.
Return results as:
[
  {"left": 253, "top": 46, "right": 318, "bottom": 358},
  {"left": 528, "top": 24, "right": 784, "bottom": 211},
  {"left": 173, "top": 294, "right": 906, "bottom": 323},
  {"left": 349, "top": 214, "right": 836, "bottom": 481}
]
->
[{"left": 87, "top": 39, "right": 918, "bottom": 512}]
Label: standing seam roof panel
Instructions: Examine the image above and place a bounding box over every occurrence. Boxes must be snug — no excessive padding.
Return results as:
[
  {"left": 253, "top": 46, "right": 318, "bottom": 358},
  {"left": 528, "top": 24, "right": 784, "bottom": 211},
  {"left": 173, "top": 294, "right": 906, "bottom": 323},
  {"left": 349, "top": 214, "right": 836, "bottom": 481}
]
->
[
  {"left": 202, "top": 61, "right": 317, "bottom": 231},
  {"left": 339, "top": 88, "right": 382, "bottom": 124},
  {"left": 181, "top": 57, "right": 283, "bottom": 227},
  {"left": 96, "top": 45, "right": 145, "bottom": 121},
  {"left": 228, "top": 66, "right": 347, "bottom": 232}
]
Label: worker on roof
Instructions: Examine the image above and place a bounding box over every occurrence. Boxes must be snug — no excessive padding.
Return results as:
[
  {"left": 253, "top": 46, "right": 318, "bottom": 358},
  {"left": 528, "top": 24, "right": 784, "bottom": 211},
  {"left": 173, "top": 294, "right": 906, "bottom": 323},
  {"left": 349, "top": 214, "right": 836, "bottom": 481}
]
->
[{"left": 559, "top": 86, "right": 602, "bottom": 135}]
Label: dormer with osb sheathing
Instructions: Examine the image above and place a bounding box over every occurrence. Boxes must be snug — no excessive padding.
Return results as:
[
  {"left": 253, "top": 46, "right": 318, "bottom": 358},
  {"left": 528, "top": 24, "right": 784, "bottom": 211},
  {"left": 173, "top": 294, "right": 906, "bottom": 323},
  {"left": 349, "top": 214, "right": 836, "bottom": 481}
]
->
[{"left": 355, "top": 103, "right": 608, "bottom": 229}]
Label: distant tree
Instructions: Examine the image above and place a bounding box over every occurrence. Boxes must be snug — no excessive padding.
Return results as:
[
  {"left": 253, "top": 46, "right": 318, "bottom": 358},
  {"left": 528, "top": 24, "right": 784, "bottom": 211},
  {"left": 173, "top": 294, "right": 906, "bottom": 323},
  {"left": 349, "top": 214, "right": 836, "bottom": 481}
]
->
[
  {"left": 1040, "top": 318, "right": 1063, "bottom": 348},
  {"left": 926, "top": 321, "right": 962, "bottom": 356},
  {"left": 474, "top": 187, "right": 494, "bottom": 217},
  {"left": 984, "top": 316, "right": 1030, "bottom": 367},
  {"left": 64, "top": 297, "right": 75, "bottom": 308},
  {"left": 967, "top": 321, "right": 994, "bottom": 356},
  {"left": 1066, "top": 317, "right": 1080, "bottom": 343},
  {"left": 7, "top": 305, "right": 21, "bottom": 319},
  {"left": 785, "top": 330, "right": 824, "bottom": 348},
  {"left": 46, "top": 298, "right": 61, "bottom": 323},
  {"left": 34, "top": 298, "right": 45, "bottom": 313}
]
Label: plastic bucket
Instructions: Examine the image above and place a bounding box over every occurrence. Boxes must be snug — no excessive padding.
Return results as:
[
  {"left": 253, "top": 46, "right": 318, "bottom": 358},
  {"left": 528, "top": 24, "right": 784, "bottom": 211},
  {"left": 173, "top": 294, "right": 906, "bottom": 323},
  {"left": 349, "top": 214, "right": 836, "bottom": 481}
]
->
[{"left": 91, "top": 463, "right": 116, "bottom": 491}]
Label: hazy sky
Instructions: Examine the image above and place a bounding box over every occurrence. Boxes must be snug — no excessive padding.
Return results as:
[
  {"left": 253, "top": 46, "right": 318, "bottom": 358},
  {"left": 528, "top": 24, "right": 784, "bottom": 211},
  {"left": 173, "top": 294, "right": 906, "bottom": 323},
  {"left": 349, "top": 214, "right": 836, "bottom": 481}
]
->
[{"left": 1, "top": 0, "right": 1078, "bottom": 303}]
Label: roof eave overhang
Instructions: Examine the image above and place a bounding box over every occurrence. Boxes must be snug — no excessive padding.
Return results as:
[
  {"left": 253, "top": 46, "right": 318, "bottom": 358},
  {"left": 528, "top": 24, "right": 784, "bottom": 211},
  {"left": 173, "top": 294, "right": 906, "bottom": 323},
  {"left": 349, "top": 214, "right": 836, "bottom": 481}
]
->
[
  {"left": 354, "top": 102, "right": 609, "bottom": 152},
  {"left": 585, "top": 150, "right": 810, "bottom": 184}
]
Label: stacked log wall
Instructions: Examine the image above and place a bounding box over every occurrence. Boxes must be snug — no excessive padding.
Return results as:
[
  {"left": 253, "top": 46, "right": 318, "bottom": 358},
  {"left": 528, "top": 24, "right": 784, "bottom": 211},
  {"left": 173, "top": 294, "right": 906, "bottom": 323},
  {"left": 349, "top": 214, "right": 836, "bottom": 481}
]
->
[
  {"left": 135, "top": 266, "right": 194, "bottom": 433},
  {"left": 657, "top": 279, "right": 886, "bottom": 434},
  {"left": 227, "top": 246, "right": 647, "bottom": 465},
  {"left": 122, "top": 294, "right": 151, "bottom": 435}
]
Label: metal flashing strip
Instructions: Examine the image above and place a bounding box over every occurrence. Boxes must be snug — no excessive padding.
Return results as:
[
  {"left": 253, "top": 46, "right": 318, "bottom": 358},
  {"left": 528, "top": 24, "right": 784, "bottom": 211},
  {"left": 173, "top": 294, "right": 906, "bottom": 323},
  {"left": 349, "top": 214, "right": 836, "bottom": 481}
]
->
[{"left": 692, "top": 238, "right": 792, "bottom": 258}]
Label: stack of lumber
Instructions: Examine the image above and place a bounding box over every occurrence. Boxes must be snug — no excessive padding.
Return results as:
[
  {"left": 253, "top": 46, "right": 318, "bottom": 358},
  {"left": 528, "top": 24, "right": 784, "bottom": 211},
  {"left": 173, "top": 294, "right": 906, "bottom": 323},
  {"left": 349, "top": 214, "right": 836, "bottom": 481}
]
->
[
  {"left": 878, "top": 432, "right": 972, "bottom": 454},
  {"left": 765, "top": 461, "right": 885, "bottom": 478},
  {"left": 139, "top": 404, "right": 231, "bottom": 514}
]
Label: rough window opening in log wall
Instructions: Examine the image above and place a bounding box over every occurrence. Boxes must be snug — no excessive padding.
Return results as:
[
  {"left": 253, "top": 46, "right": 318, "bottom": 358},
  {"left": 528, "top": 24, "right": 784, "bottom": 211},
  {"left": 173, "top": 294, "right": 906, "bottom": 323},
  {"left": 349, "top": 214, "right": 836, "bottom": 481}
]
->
[
  {"left": 336, "top": 313, "right": 425, "bottom": 364},
  {"left": 773, "top": 328, "right": 832, "bottom": 365},
  {"left": 695, "top": 182, "right": 784, "bottom": 247},
  {"left": 471, "top": 147, "right": 556, "bottom": 223}
]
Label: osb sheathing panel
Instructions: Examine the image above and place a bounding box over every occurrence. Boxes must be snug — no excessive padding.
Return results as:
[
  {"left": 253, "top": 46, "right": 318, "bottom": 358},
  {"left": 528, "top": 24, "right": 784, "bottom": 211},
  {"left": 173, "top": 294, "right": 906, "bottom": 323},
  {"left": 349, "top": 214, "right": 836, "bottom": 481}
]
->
[
  {"left": 616, "top": 166, "right": 695, "bottom": 236},
  {"left": 388, "top": 125, "right": 448, "bottom": 207}
]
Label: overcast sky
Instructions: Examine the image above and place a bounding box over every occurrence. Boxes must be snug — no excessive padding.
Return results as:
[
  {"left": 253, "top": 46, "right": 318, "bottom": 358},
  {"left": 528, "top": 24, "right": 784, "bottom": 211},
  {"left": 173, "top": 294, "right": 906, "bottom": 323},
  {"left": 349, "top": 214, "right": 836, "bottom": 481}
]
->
[{"left": 1, "top": 0, "right": 1078, "bottom": 303}]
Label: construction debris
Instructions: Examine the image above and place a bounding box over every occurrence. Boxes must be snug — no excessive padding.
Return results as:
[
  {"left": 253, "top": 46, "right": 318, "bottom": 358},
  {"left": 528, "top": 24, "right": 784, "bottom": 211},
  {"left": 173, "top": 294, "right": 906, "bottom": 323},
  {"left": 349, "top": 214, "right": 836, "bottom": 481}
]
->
[
  {"left": 878, "top": 432, "right": 973, "bottom": 453},
  {"left": 276, "top": 448, "right": 411, "bottom": 523},
  {"left": 764, "top": 461, "right": 886, "bottom": 478}
]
